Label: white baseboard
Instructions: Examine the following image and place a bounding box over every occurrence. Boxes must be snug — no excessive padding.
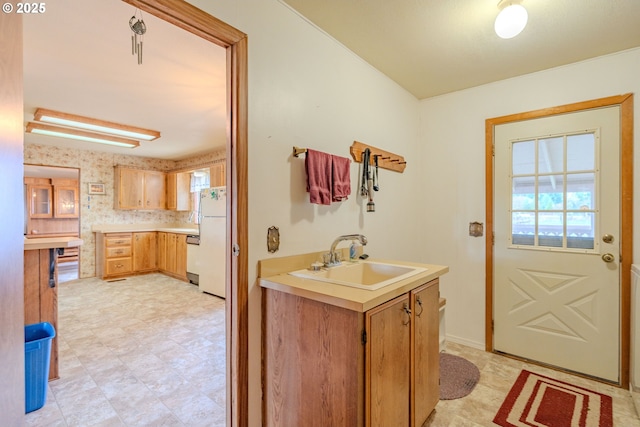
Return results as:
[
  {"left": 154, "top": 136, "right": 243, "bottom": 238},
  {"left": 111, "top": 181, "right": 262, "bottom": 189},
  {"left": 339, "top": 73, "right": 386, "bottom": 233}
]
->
[{"left": 444, "top": 334, "right": 484, "bottom": 350}]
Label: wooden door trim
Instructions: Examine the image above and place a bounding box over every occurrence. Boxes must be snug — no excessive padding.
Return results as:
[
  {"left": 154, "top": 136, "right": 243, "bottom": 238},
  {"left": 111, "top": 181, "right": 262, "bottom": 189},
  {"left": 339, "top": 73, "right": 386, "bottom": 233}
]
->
[
  {"left": 485, "top": 94, "right": 633, "bottom": 387},
  {"left": 121, "top": 1, "right": 248, "bottom": 425}
]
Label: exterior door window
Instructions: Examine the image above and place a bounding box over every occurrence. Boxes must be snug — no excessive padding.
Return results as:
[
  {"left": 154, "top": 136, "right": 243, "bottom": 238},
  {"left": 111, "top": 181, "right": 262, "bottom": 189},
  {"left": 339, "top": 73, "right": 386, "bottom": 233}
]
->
[{"left": 510, "top": 131, "right": 598, "bottom": 252}]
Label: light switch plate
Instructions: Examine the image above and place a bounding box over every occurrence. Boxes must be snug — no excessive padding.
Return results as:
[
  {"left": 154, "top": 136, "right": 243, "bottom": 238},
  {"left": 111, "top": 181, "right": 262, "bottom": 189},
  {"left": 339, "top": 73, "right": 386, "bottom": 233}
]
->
[{"left": 267, "top": 226, "right": 280, "bottom": 253}]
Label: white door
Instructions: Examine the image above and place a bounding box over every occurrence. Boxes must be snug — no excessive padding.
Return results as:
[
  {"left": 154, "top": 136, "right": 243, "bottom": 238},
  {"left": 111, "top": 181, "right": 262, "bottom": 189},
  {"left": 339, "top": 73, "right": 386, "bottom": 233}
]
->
[{"left": 493, "top": 106, "right": 620, "bottom": 383}]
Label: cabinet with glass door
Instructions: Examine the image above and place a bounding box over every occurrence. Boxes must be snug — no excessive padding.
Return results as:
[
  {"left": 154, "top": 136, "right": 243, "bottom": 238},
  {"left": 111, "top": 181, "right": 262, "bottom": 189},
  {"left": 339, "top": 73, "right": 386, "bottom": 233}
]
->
[{"left": 54, "top": 185, "right": 79, "bottom": 218}]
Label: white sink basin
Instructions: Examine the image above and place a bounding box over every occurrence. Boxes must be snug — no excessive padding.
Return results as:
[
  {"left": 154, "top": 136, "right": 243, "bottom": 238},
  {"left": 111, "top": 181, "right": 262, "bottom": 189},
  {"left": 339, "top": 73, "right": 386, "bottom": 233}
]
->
[{"left": 288, "top": 261, "right": 426, "bottom": 290}]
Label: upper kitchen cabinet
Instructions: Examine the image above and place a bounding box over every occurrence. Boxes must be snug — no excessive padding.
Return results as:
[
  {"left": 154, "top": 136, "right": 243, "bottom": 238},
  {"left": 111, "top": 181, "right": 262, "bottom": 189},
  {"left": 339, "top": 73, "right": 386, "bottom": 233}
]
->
[
  {"left": 114, "top": 166, "right": 166, "bottom": 210},
  {"left": 210, "top": 163, "right": 226, "bottom": 187},
  {"left": 166, "top": 172, "right": 191, "bottom": 211},
  {"left": 25, "top": 178, "right": 52, "bottom": 218},
  {"left": 52, "top": 179, "right": 79, "bottom": 218}
]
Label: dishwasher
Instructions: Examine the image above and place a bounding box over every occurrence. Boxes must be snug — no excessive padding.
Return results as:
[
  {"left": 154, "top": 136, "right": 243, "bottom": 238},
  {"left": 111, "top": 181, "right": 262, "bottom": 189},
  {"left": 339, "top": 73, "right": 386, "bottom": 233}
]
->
[{"left": 186, "top": 234, "right": 200, "bottom": 285}]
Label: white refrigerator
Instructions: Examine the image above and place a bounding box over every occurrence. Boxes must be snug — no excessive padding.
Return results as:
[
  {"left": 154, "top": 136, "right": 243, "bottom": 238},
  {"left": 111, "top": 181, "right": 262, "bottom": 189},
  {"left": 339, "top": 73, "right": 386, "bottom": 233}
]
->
[{"left": 199, "top": 186, "right": 226, "bottom": 298}]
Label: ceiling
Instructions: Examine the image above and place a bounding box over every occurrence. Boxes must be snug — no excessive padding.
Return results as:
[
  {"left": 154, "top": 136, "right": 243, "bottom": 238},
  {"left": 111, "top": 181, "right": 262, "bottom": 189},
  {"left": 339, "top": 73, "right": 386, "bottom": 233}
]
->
[
  {"left": 23, "top": 1, "right": 640, "bottom": 161},
  {"left": 282, "top": 0, "right": 640, "bottom": 99},
  {"left": 23, "top": 0, "right": 227, "bottom": 161}
]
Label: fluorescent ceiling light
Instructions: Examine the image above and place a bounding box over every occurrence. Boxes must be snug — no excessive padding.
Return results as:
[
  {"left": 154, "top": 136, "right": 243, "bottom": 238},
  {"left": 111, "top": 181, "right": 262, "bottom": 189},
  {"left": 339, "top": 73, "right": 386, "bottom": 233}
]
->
[
  {"left": 34, "top": 108, "right": 160, "bottom": 141},
  {"left": 495, "top": 1, "right": 528, "bottom": 39},
  {"left": 26, "top": 122, "right": 140, "bottom": 148}
]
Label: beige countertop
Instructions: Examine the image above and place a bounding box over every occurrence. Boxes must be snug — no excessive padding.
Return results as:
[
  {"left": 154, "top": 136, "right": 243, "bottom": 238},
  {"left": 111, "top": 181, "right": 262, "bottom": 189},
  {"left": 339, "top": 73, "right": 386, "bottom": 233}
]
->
[
  {"left": 259, "top": 256, "right": 448, "bottom": 312},
  {"left": 92, "top": 224, "right": 198, "bottom": 235},
  {"left": 24, "top": 236, "right": 84, "bottom": 250}
]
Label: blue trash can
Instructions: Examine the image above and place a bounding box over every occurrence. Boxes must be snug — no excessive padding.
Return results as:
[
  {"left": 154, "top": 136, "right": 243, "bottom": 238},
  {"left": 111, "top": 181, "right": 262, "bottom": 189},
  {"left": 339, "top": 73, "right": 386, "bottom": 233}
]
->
[{"left": 24, "top": 322, "right": 56, "bottom": 413}]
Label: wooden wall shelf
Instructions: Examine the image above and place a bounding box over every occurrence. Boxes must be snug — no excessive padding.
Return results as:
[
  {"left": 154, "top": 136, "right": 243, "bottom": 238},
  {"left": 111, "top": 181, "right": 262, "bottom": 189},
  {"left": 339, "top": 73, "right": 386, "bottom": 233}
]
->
[{"left": 349, "top": 141, "right": 406, "bottom": 173}]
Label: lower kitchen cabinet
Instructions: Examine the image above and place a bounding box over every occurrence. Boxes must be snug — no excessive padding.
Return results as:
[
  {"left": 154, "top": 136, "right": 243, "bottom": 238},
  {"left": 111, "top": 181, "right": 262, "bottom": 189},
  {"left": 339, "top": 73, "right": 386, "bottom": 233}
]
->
[
  {"left": 97, "top": 231, "right": 185, "bottom": 281},
  {"left": 133, "top": 232, "right": 157, "bottom": 272},
  {"left": 262, "top": 278, "right": 440, "bottom": 427},
  {"left": 157, "top": 232, "right": 187, "bottom": 281},
  {"left": 96, "top": 232, "right": 133, "bottom": 279}
]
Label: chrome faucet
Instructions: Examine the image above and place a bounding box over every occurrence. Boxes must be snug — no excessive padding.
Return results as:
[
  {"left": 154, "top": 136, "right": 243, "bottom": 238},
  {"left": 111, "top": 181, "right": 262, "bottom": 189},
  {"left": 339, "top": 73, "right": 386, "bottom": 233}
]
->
[{"left": 325, "top": 234, "right": 368, "bottom": 267}]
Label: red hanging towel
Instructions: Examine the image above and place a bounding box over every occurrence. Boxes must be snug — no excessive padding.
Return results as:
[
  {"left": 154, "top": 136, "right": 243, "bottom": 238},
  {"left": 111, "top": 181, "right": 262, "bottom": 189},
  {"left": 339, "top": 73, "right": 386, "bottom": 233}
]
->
[
  {"left": 331, "top": 155, "right": 351, "bottom": 202},
  {"left": 305, "top": 149, "right": 332, "bottom": 205}
]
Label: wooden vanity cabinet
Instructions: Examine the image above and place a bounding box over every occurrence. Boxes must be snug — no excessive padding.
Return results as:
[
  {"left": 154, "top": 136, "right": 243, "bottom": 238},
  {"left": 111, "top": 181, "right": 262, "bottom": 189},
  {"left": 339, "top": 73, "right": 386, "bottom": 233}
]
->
[{"left": 263, "top": 278, "right": 440, "bottom": 427}]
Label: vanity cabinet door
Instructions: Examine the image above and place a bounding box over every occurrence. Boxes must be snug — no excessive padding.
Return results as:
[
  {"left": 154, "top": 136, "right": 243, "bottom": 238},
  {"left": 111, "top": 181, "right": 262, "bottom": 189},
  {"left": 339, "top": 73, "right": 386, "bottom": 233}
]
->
[
  {"left": 410, "top": 279, "right": 439, "bottom": 427},
  {"left": 366, "top": 293, "right": 411, "bottom": 427}
]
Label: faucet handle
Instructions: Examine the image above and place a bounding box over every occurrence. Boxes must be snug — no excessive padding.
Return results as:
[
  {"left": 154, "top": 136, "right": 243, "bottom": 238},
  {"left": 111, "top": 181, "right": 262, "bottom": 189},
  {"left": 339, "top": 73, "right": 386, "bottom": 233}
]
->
[{"left": 322, "top": 252, "right": 332, "bottom": 266}]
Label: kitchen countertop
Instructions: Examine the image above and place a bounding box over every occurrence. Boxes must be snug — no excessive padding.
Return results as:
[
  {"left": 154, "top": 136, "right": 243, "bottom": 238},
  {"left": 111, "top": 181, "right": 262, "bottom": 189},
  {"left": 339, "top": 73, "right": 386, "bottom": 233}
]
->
[
  {"left": 92, "top": 224, "right": 198, "bottom": 235},
  {"left": 259, "top": 256, "right": 448, "bottom": 312},
  {"left": 24, "top": 236, "right": 84, "bottom": 250}
]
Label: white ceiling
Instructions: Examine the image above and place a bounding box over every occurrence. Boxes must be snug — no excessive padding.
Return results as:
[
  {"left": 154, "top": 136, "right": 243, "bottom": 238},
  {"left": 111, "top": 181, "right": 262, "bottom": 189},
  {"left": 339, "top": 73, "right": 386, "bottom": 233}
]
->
[
  {"left": 23, "top": 0, "right": 227, "bottom": 161},
  {"left": 23, "top": 1, "right": 640, "bottom": 161},
  {"left": 282, "top": 0, "right": 640, "bottom": 99}
]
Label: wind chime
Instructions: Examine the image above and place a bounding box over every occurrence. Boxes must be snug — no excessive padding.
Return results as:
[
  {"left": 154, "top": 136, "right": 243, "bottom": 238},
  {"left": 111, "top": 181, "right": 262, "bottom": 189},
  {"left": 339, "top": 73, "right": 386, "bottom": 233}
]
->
[{"left": 129, "top": 10, "right": 146, "bottom": 65}]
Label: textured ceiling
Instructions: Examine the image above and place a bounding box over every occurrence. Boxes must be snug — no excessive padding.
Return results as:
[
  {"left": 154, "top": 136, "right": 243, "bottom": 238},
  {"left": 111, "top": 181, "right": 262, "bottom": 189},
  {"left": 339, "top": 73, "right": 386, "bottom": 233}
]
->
[{"left": 282, "top": 0, "right": 640, "bottom": 99}]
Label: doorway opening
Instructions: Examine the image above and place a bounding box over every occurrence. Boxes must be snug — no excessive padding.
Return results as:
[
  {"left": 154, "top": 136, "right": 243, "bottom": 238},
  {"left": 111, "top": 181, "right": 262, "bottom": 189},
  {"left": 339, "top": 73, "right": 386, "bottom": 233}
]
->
[
  {"left": 23, "top": 164, "right": 81, "bottom": 282},
  {"left": 21, "top": 0, "right": 248, "bottom": 425}
]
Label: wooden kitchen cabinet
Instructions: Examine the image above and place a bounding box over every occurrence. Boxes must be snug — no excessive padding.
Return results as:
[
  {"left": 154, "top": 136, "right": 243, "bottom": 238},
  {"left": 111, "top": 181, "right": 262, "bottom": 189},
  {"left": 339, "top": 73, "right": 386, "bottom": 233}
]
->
[
  {"left": 96, "top": 232, "right": 133, "bottom": 279},
  {"left": 157, "top": 232, "right": 187, "bottom": 281},
  {"left": 157, "top": 232, "right": 167, "bottom": 271},
  {"left": 210, "top": 162, "right": 226, "bottom": 187},
  {"left": 54, "top": 185, "right": 79, "bottom": 218},
  {"left": 263, "top": 278, "right": 440, "bottom": 427},
  {"left": 133, "top": 232, "right": 157, "bottom": 272},
  {"left": 27, "top": 183, "right": 53, "bottom": 218},
  {"left": 97, "top": 231, "right": 187, "bottom": 281},
  {"left": 114, "top": 166, "right": 166, "bottom": 210},
  {"left": 166, "top": 172, "right": 191, "bottom": 211}
]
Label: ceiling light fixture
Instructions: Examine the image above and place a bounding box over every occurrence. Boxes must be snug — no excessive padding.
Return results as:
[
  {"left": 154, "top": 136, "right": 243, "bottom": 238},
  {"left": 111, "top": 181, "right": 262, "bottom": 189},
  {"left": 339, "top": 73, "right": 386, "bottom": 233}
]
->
[
  {"left": 494, "top": 0, "right": 528, "bottom": 39},
  {"left": 33, "top": 108, "right": 160, "bottom": 141},
  {"left": 26, "top": 122, "right": 141, "bottom": 148}
]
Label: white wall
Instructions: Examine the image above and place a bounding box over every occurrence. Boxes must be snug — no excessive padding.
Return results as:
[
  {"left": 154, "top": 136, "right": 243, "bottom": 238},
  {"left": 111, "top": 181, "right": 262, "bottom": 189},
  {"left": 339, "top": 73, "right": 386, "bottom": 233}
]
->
[
  {"left": 187, "top": 1, "right": 421, "bottom": 425},
  {"left": 419, "top": 48, "right": 640, "bottom": 349}
]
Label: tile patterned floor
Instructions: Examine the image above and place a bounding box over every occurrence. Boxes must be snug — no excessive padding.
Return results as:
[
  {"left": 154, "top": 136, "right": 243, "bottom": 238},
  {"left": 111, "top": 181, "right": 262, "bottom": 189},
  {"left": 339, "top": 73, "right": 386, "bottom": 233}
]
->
[
  {"left": 26, "top": 273, "right": 640, "bottom": 426},
  {"left": 428, "top": 342, "right": 640, "bottom": 426},
  {"left": 25, "top": 273, "right": 226, "bottom": 426}
]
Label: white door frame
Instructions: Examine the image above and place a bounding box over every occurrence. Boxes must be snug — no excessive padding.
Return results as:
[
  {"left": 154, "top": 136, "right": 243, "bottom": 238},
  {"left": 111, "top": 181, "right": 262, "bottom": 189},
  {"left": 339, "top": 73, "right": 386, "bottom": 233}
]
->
[{"left": 485, "top": 94, "right": 634, "bottom": 387}]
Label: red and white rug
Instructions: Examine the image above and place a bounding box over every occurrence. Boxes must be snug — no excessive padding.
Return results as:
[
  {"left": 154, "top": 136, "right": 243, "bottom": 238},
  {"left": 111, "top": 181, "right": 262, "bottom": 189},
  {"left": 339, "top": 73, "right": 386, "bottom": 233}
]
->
[{"left": 493, "top": 370, "right": 613, "bottom": 427}]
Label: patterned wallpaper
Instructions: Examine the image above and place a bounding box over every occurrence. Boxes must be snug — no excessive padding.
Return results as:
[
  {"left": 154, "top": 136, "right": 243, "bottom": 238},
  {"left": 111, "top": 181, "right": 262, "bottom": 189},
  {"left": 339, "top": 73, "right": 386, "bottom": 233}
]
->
[{"left": 24, "top": 143, "right": 226, "bottom": 278}]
